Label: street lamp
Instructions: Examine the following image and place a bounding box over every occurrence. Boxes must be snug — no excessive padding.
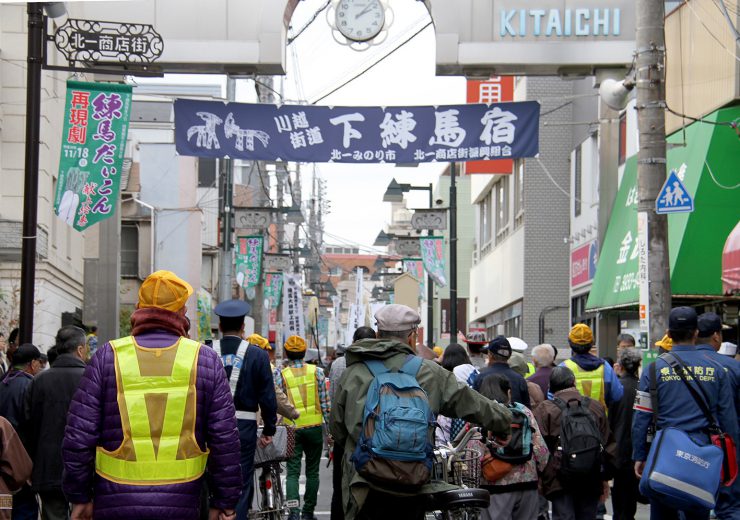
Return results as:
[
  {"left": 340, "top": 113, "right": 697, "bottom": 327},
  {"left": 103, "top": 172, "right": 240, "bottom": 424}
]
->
[
  {"left": 19, "top": 3, "right": 68, "bottom": 344},
  {"left": 380, "top": 179, "right": 435, "bottom": 348}
]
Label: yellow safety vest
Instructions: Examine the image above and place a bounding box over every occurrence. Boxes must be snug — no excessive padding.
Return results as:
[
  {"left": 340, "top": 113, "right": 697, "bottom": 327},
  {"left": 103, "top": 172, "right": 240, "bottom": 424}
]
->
[
  {"left": 95, "top": 336, "right": 209, "bottom": 485},
  {"left": 526, "top": 362, "right": 535, "bottom": 377},
  {"left": 282, "top": 364, "right": 322, "bottom": 429},
  {"left": 564, "top": 359, "right": 605, "bottom": 407}
]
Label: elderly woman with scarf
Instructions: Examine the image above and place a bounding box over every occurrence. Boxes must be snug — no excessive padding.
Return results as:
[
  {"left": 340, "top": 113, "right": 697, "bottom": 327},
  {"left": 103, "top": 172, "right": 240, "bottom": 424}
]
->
[{"left": 62, "top": 271, "right": 242, "bottom": 520}]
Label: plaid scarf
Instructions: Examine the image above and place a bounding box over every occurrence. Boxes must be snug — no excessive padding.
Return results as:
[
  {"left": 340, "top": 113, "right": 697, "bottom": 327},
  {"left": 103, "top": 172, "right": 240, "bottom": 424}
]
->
[{"left": 130, "top": 307, "right": 190, "bottom": 337}]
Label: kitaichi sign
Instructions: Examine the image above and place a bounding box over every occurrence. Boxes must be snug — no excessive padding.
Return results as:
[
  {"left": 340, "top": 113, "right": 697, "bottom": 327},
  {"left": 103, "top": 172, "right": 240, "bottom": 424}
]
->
[{"left": 499, "top": 7, "right": 622, "bottom": 37}]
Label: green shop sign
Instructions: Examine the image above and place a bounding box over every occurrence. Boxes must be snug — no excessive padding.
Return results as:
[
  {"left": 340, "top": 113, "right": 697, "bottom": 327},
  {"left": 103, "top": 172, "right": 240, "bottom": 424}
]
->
[
  {"left": 54, "top": 80, "right": 132, "bottom": 231},
  {"left": 587, "top": 106, "right": 740, "bottom": 310}
]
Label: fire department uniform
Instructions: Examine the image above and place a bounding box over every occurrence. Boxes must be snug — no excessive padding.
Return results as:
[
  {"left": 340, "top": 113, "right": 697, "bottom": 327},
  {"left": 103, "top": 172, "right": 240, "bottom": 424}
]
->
[{"left": 632, "top": 345, "right": 738, "bottom": 520}]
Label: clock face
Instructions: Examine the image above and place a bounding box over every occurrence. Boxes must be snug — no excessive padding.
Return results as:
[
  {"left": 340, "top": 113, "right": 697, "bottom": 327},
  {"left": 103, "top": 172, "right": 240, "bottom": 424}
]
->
[{"left": 335, "top": 0, "right": 385, "bottom": 42}]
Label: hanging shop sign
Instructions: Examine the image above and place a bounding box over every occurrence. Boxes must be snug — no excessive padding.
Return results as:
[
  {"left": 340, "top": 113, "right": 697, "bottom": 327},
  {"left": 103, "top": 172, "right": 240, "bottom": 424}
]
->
[
  {"left": 54, "top": 80, "right": 132, "bottom": 231},
  {"left": 54, "top": 19, "right": 164, "bottom": 64},
  {"left": 282, "top": 274, "right": 306, "bottom": 338},
  {"left": 420, "top": 237, "right": 448, "bottom": 288},
  {"left": 403, "top": 258, "right": 426, "bottom": 302},
  {"left": 235, "top": 236, "right": 263, "bottom": 289},
  {"left": 174, "top": 99, "right": 540, "bottom": 164},
  {"left": 264, "top": 272, "right": 284, "bottom": 309}
]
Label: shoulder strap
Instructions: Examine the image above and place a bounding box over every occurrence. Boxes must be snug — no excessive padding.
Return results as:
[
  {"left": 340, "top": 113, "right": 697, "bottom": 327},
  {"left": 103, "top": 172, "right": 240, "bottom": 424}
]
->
[
  {"left": 212, "top": 340, "right": 222, "bottom": 360},
  {"left": 552, "top": 396, "right": 566, "bottom": 412},
  {"left": 649, "top": 362, "right": 659, "bottom": 431},
  {"left": 662, "top": 353, "right": 720, "bottom": 431},
  {"left": 399, "top": 355, "right": 423, "bottom": 377},
  {"left": 364, "top": 359, "right": 390, "bottom": 377},
  {"left": 228, "top": 340, "right": 250, "bottom": 397}
]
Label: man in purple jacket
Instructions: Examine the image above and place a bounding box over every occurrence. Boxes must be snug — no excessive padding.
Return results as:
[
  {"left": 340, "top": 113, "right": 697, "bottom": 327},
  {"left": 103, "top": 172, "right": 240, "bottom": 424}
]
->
[{"left": 62, "top": 270, "right": 242, "bottom": 520}]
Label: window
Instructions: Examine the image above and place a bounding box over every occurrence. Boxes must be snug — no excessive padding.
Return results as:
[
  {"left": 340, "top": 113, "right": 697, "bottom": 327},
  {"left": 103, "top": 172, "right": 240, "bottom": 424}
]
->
[
  {"left": 618, "top": 112, "right": 627, "bottom": 166},
  {"left": 121, "top": 223, "right": 139, "bottom": 277},
  {"left": 513, "top": 160, "right": 524, "bottom": 228},
  {"left": 574, "top": 146, "right": 582, "bottom": 217},
  {"left": 198, "top": 158, "right": 218, "bottom": 188},
  {"left": 479, "top": 190, "right": 493, "bottom": 254},
  {"left": 494, "top": 177, "right": 509, "bottom": 244}
]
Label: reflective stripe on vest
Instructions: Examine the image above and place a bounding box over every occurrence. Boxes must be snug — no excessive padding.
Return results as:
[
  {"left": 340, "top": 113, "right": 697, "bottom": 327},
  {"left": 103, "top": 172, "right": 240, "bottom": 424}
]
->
[
  {"left": 95, "top": 336, "right": 209, "bottom": 485},
  {"left": 282, "top": 364, "right": 322, "bottom": 429},
  {"left": 564, "top": 359, "right": 605, "bottom": 407}
]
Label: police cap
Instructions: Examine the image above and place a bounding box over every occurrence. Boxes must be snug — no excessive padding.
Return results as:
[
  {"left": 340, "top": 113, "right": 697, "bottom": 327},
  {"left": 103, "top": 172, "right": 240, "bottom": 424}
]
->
[
  {"left": 697, "top": 312, "right": 723, "bottom": 337},
  {"left": 214, "top": 299, "right": 252, "bottom": 318}
]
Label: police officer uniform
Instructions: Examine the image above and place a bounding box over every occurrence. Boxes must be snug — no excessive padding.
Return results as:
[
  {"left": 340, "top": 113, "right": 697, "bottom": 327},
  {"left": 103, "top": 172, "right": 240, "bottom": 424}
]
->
[
  {"left": 213, "top": 299, "right": 278, "bottom": 517},
  {"left": 632, "top": 307, "right": 739, "bottom": 520}
]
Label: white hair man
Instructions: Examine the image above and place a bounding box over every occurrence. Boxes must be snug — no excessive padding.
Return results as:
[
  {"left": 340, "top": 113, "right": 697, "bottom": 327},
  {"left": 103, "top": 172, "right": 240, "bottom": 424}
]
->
[{"left": 527, "top": 343, "right": 556, "bottom": 396}]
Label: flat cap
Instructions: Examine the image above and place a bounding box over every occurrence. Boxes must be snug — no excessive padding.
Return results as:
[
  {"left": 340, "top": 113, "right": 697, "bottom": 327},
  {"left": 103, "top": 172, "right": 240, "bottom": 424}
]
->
[
  {"left": 214, "top": 299, "right": 252, "bottom": 318},
  {"left": 375, "top": 304, "right": 421, "bottom": 332},
  {"left": 569, "top": 323, "right": 594, "bottom": 345},
  {"left": 138, "top": 270, "right": 193, "bottom": 312}
]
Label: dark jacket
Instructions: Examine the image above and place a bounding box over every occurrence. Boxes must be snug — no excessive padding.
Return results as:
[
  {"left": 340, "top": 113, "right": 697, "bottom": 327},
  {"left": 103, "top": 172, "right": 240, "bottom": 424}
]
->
[
  {"left": 0, "top": 369, "right": 33, "bottom": 433},
  {"left": 218, "top": 337, "right": 277, "bottom": 436},
  {"left": 527, "top": 366, "right": 553, "bottom": 396},
  {"left": 331, "top": 338, "right": 512, "bottom": 520},
  {"left": 62, "top": 331, "right": 242, "bottom": 519},
  {"left": 25, "top": 353, "right": 86, "bottom": 492},
  {"left": 534, "top": 388, "right": 617, "bottom": 498},
  {"left": 607, "top": 373, "right": 638, "bottom": 470},
  {"left": 474, "top": 362, "right": 531, "bottom": 408}
]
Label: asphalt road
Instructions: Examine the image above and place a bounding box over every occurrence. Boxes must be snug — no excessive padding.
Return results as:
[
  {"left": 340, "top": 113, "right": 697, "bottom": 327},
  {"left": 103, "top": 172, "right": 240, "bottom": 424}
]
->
[{"left": 274, "top": 455, "right": 650, "bottom": 519}]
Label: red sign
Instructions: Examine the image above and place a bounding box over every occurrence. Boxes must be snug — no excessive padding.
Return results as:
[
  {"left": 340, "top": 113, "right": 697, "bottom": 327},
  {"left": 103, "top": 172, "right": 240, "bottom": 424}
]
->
[
  {"left": 466, "top": 77, "right": 515, "bottom": 174},
  {"left": 571, "top": 241, "right": 596, "bottom": 287}
]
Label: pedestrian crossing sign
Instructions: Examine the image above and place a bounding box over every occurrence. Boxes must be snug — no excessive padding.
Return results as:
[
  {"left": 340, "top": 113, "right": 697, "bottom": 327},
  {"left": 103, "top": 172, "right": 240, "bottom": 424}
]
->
[{"left": 655, "top": 169, "right": 694, "bottom": 214}]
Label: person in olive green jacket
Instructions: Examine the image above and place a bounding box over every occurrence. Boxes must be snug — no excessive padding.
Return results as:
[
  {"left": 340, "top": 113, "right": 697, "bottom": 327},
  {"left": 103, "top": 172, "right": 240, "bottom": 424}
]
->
[{"left": 330, "top": 304, "right": 513, "bottom": 520}]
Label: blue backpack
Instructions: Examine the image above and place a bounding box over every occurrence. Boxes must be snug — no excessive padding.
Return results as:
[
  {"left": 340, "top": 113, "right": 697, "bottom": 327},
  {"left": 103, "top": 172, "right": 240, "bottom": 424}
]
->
[{"left": 351, "top": 356, "right": 435, "bottom": 489}]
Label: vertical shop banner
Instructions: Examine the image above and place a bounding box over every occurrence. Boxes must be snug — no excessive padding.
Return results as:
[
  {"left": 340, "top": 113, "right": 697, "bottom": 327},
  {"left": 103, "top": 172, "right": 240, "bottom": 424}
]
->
[
  {"left": 331, "top": 295, "right": 342, "bottom": 345},
  {"left": 235, "top": 236, "right": 263, "bottom": 288},
  {"left": 55, "top": 80, "right": 132, "bottom": 231},
  {"left": 282, "top": 274, "right": 305, "bottom": 338},
  {"left": 403, "top": 258, "right": 426, "bottom": 301},
  {"left": 196, "top": 288, "right": 213, "bottom": 342},
  {"left": 420, "top": 237, "right": 447, "bottom": 287},
  {"left": 466, "top": 77, "right": 515, "bottom": 174},
  {"left": 264, "top": 272, "right": 283, "bottom": 308},
  {"left": 354, "top": 267, "right": 366, "bottom": 328}
]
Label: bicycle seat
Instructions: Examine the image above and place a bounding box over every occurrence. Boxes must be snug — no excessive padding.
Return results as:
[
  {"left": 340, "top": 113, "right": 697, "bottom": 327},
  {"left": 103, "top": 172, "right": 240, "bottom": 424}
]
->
[{"left": 430, "top": 488, "right": 490, "bottom": 509}]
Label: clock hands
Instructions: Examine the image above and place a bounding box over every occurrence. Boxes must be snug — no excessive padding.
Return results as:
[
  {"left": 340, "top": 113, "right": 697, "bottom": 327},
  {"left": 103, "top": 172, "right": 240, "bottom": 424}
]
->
[{"left": 355, "top": 3, "right": 375, "bottom": 19}]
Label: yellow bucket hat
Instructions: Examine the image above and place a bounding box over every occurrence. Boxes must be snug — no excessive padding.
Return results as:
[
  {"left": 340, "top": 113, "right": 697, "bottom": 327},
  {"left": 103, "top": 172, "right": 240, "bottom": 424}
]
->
[
  {"left": 655, "top": 334, "right": 673, "bottom": 351},
  {"left": 568, "top": 323, "right": 594, "bottom": 345},
  {"left": 284, "top": 335, "right": 307, "bottom": 353},
  {"left": 247, "top": 333, "right": 271, "bottom": 351},
  {"left": 138, "top": 270, "right": 193, "bottom": 312}
]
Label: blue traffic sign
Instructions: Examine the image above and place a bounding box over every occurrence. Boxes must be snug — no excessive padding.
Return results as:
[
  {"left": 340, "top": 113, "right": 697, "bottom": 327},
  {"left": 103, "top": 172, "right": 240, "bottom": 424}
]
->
[{"left": 656, "top": 169, "right": 694, "bottom": 214}]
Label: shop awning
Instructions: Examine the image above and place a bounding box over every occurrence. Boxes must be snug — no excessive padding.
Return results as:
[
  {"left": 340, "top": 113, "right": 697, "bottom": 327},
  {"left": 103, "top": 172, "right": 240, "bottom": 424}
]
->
[{"left": 587, "top": 106, "right": 740, "bottom": 310}]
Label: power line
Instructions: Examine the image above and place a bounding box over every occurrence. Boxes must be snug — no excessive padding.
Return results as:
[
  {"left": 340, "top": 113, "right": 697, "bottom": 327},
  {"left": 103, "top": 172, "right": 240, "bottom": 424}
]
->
[
  {"left": 311, "top": 21, "right": 433, "bottom": 104},
  {"left": 287, "top": 0, "right": 332, "bottom": 45}
]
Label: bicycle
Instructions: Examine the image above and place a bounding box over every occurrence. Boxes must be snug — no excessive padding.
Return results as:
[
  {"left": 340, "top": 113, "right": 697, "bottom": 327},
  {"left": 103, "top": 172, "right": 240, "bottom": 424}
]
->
[
  {"left": 425, "top": 426, "right": 490, "bottom": 520},
  {"left": 250, "top": 459, "right": 287, "bottom": 520}
]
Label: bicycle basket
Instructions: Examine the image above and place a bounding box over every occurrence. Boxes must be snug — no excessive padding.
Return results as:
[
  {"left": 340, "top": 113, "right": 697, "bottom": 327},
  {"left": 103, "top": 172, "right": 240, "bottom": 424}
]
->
[{"left": 451, "top": 447, "right": 482, "bottom": 488}]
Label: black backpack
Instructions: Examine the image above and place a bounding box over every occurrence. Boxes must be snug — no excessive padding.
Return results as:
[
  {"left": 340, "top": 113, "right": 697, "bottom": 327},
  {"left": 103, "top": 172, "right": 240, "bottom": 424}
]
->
[{"left": 553, "top": 397, "right": 603, "bottom": 479}]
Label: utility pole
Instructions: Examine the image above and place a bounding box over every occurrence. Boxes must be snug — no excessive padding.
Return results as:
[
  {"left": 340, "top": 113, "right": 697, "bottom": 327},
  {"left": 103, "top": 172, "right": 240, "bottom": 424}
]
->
[
  {"left": 18, "top": 4, "right": 44, "bottom": 344},
  {"left": 636, "top": 0, "right": 671, "bottom": 347},
  {"left": 449, "top": 163, "right": 458, "bottom": 343},
  {"left": 218, "top": 77, "right": 236, "bottom": 304}
]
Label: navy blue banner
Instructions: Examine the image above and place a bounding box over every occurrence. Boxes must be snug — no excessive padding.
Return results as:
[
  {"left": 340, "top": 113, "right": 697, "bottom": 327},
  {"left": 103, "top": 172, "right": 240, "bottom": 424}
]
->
[{"left": 174, "top": 99, "right": 540, "bottom": 164}]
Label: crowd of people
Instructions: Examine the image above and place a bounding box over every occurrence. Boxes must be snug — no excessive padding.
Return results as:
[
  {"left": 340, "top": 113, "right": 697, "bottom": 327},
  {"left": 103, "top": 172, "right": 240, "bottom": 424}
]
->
[{"left": 0, "top": 269, "right": 737, "bottom": 520}]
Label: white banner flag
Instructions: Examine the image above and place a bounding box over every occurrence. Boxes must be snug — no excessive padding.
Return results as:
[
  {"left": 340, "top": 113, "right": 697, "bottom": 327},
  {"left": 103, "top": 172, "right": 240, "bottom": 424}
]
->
[
  {"left": 282, "top": 274, "right": 305, "bottom": 339},
  {"left": 355, "top": 267, "right": 366, "bottom": 328}
]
